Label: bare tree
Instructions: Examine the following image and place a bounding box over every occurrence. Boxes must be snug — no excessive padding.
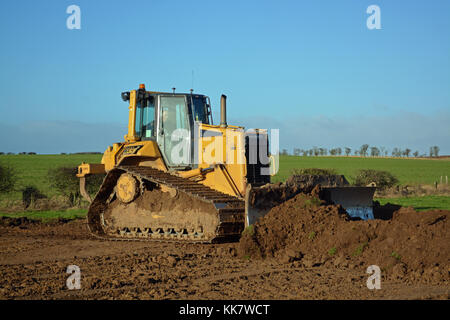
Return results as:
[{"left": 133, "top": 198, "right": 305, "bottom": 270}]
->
[
  {"left": 313, "top": 146, "right": 319, "bottom": 157},
  {"left": 319, "top": 148, "right": 327, "bottom": 156},
  {"left": 345, "top": 147, "right": 351, "bottom": 156},
  {"left": 433, "top": 146, "right": 440, "bottom": 157},
  {"left": 359, "top": 144, "right": 369, "bottom": 157},
  {"left": 392, "top": 148, "right": 396, "bottom": 157},
  {"left": 330, "top": 148, "right": 341, "bottom": 156},
  {"left": 370, "top": 147, "right": 380, "bottom": 157},
  {"left": 404, "top": 148, "right": 411, "bottom": 157},
  {"left": 392, "top": 147, "right": 401, "bottom": 157}
]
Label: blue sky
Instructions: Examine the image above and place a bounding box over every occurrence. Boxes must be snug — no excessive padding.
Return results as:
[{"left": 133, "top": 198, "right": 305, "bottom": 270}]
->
[{"left": 0, "top": 0, "right": 449, "bottom": 154}]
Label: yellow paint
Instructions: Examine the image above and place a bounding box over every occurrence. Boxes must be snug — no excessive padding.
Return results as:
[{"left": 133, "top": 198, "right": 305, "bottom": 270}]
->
[
  {"left": 76, "top": 163, "right": 105, "bottom": 177},
  {"left": 125, "top": 90, "right": 138, "bottom": 143},
  {"left": 191, "top": 123, "right": 247, "bottom": 197}
]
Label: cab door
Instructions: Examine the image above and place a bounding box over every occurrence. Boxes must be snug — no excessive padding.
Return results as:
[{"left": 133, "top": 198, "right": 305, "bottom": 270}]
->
[{"left": 156, "top": 95, "right": 191, "bottom": 168}]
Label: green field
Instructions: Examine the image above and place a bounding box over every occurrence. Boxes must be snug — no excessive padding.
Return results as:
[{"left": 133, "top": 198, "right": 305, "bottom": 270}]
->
[
  {"left": 375, "top": 195, "right": 450, "bottom": 212},
  {"left": 0, "top": 154, "right": 449, "bottom": 213},
  {"left": 0, "top": 154, "right": 102, "bottom": 201},
  {"left": 272, "top": 155, "right": 450, "bottom": 185}
]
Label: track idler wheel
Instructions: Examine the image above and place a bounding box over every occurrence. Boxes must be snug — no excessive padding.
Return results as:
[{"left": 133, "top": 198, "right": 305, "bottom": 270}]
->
[{"left": 116, "top": 173, "right": 140, "bottom": 203}]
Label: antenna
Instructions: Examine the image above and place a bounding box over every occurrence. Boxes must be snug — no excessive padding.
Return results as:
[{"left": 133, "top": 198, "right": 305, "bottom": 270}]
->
[{"left": 191, "top": 70, "right": 194, "bottom": 91}]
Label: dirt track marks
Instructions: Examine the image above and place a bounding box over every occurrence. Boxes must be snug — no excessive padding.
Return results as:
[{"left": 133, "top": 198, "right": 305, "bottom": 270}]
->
[{"left": 0, "top": 220, "right": 448, "bottom": 300}]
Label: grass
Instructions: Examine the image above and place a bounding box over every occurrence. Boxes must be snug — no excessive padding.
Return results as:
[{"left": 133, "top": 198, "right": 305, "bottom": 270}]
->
[
  {"left": 242, "top": 225, "right": 255, "bottom": 237},
  {"left": 0, "top": 208, "right": 87, "bottom": 222},
  {"left": 0, "top": 154, "right": 102, "bottom": 201},
  {"left": 375, "top": 195, "right": 450, "bottom": 211},
  {"left": 391, "top": 251, "right": 402, "bottom": 260},
  {"left": 308, "top": 231, "right": 316, "bottom": 240},
  {"left": 328, "top": 247, "right": 337, "bottom": 256},
  {"left": 272, "top": 155, "right": 450, "bottom": 185},
  {"left": 2, "top": 154, "right": 448, "bottom": 200},
  {"left": 352, "top": 242, "right": 368, "bottom": 257},
  {"left": 303, "top": 197, "right": 322, "bottom": 208}
]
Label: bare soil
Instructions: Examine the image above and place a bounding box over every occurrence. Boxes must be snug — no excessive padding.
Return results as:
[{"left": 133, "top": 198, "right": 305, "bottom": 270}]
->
[
  {"left": 239, "top": 190, "right": 449, "bottom": 294},
  {"left": 0, "top": 206, "right": 448, "bottom": 300}
]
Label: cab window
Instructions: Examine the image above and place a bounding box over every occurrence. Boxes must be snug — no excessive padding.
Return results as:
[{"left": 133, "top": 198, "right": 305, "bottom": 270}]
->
[
  {"left": 136, "top": 97, "right": 155, "bottom": 139},
  {"left": 192, "top": 96, "right": 209, "bottom": 124}
]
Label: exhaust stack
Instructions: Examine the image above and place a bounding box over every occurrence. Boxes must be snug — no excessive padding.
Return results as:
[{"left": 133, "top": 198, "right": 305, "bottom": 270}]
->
[{"left": 220, "top": 94, "right": 227, "bottom": 127}]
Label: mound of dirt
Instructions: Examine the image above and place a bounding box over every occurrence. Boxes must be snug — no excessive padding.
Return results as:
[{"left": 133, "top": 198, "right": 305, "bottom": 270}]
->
[
  {"left": 239, "top": 191, "right": 449, "bottom": 284},
  {"left": 286, "top": 174, "right": 349, "bottom": 192},
  {"left": 247, "top": 175, "right": 349, "bottom": 210}
]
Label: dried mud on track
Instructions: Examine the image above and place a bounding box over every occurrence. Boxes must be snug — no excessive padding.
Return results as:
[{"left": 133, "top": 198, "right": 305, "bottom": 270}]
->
[{"left": 0, "top": 215, "right": 448, "bottom": 300}]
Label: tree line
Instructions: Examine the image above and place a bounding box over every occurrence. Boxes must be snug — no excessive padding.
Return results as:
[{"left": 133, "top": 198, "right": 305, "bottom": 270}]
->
[{"left": 281, "top": 145, "right": 441, "bottom": 158}]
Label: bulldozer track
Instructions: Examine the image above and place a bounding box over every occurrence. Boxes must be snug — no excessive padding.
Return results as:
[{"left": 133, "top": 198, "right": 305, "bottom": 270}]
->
[{"left": 87, "top": 165, "right": 245, "bottom": 243}]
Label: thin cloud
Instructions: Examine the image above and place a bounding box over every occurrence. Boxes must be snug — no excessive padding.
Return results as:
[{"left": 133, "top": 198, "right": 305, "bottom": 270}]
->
[
  {"left": 231, "top": 110, "right": 450, "bottom": 155},
  {"left": 0, "top": 111, "right": 449, "bottom": 155}
]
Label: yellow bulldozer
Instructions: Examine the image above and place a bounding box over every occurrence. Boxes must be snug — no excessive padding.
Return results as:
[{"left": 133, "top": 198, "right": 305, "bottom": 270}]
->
[{"left": 77, "top": 84, "right": 376, "bottom": 243}]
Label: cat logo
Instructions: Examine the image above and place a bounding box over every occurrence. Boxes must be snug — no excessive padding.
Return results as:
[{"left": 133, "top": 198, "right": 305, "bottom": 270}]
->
[{"left": 122, "top": 145, "right": 143, "bottom": 155}]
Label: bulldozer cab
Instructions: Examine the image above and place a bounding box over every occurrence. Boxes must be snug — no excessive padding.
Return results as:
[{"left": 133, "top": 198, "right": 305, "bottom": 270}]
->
[{"left": 133, "top": 89, "right": 212, "bottom": 169}]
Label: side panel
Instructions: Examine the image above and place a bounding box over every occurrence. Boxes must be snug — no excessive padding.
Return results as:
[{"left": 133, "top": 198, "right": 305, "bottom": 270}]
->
[
  {"left": 195, "top": 124, "right": 247, "bottom": 197},
  {"left": 115, "top": 140, "right": 167, "bottom": 171}
]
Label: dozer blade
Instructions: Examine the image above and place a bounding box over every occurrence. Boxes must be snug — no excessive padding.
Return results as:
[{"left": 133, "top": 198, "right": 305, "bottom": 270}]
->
[
  {"left": 245, "top": 186, "right": 267, "bottom": 227},
  {"left": 244, "top": 184, "right": 377, "bottom": 226},
  {"left": 321, "top": 186, "right": 376, "bottom": 220},
  {"left": 244, "top": 183, "right": 300, "bottom": 226}
]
